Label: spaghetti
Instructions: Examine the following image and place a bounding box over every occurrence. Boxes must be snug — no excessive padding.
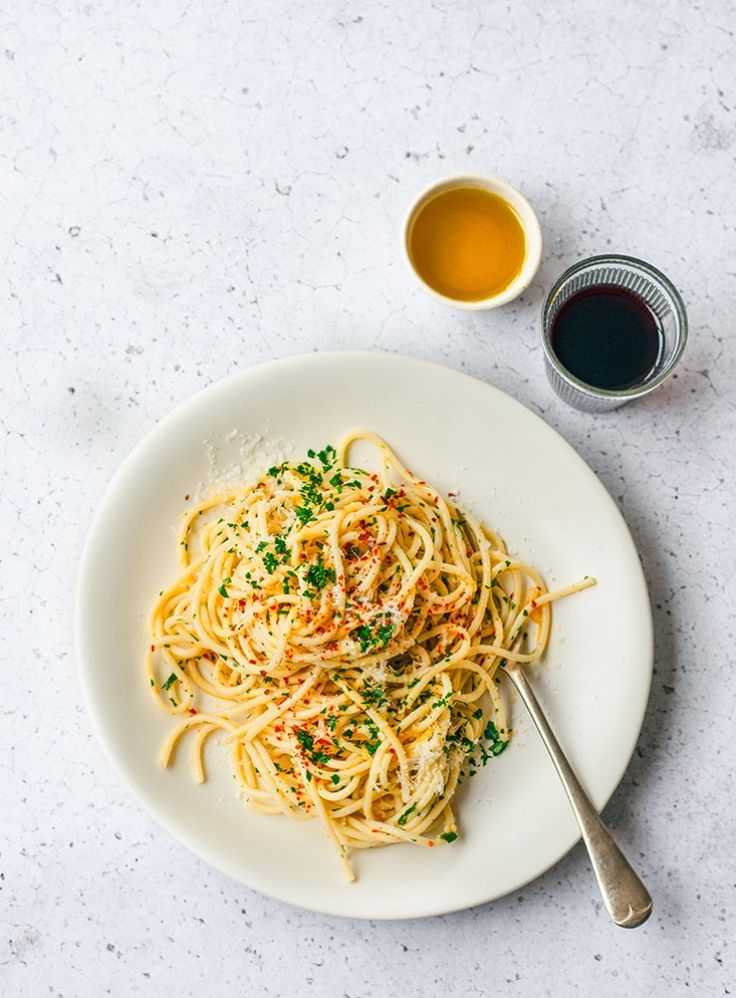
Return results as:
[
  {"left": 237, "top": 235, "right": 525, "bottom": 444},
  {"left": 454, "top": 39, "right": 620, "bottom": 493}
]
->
[{"left": 146, "top": 431, "right": 594, "bottom": 880}]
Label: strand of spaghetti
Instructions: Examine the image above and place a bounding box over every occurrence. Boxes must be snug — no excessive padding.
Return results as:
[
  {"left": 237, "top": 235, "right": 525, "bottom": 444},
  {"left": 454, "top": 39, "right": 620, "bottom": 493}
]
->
[
  {"left": 294, "top": 751, "right": 356, "bottom": 882},
  {"left": 158, "top": 714, "right": 237, "bottom": 769},
  {"left": 527, "top": 577, "right": 597, "bottom": 607}
]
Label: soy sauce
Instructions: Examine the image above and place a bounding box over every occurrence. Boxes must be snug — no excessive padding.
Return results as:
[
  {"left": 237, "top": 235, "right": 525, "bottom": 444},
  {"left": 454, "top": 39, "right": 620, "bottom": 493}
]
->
[{"left": 550, "top": 285, "right": 662, "bottom": 391}]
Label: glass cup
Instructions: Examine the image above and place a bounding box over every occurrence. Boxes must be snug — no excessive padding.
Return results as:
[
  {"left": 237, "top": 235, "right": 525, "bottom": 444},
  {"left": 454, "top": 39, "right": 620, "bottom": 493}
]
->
[{"left": 541, "top": 254, "right": 688, "bottom": 412}]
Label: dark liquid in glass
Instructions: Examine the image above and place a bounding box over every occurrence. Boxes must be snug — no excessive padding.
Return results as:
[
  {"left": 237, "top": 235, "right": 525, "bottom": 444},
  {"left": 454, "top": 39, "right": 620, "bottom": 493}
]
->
[{"left": 549, "top": 285, "right": 662, "bottom": 390}]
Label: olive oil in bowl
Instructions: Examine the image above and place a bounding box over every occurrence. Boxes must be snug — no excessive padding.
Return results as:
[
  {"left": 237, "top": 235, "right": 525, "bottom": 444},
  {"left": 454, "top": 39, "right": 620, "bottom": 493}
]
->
[
  {"left": 408, "top": 186, "right": 526, "bottom": 302},
  {"left": 404, "top": 176, "right": 541, "bottom": 309}
]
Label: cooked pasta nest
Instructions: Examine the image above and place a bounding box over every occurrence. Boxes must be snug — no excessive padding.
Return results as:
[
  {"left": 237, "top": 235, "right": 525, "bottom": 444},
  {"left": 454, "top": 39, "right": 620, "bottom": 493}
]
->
[{"left": 147, "top": 430, "right": 593, "bottom": 879}]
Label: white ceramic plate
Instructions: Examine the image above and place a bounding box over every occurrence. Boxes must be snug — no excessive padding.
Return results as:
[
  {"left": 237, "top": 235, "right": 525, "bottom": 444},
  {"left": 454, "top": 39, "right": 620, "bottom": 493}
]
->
[{"left": 77, "top": 352, "right": 652, "bottom": 919}]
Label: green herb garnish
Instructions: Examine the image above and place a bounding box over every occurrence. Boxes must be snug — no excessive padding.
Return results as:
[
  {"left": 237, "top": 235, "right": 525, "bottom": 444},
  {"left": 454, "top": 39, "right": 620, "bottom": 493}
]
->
[
  {"left": 397, "top": 803, "right": 417, "bottom": 826},
  {"left": 295, "top": 505, "right": 315, "bottom": 526},
  {"left": 305, "top": 556, "right": 336, "bottom": 591},
  {"left": 484, "top": 720, "right": 509, "bottom": 756}
]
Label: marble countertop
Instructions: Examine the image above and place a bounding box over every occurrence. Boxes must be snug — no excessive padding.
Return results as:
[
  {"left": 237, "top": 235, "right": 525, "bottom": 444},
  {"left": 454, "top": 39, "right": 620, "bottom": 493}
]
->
[{"left": 2, "top": 1, "right": 735, "bottom": 995}]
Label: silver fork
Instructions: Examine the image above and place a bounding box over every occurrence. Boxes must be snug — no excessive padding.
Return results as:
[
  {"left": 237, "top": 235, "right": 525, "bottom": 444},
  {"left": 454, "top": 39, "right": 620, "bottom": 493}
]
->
[{"left": 502, "top": 661, "right": 653, "bottom": 928}]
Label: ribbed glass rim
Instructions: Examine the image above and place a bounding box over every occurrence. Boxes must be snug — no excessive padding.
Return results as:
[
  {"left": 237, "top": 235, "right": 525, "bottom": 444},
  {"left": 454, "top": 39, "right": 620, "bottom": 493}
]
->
[{"left": 541, "top": 254, "right": 688, "bottom": 401}]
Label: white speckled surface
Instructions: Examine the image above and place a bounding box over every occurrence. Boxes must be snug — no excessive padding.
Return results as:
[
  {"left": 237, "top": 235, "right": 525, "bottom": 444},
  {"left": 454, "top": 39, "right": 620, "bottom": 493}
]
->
[{"left": 2, "top": 1, "right": 735, "bottom": 995}]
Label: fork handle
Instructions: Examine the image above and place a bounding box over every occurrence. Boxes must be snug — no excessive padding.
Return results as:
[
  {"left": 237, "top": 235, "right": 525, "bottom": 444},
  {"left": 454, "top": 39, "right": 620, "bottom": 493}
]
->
[{"left": 505, "top": 665, "right": 653, "bottom": 928}]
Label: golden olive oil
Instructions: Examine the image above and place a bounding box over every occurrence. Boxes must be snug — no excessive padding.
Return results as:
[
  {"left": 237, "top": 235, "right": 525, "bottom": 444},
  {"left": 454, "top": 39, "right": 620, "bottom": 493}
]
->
[{"left": 408, "top": 186, "right": 526, "bottom": 301}]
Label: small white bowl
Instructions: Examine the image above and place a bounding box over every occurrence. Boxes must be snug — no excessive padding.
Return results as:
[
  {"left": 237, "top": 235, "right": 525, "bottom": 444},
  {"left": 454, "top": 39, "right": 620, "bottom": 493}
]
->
[{"left": 402, "top": 173, "right": 543, "bottom": 310}]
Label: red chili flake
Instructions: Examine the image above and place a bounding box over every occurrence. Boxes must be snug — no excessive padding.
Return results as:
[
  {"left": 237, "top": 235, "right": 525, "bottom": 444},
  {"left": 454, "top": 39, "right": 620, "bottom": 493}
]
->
[
  {"left": 427, "top": 840, "right": 435, "bottom": 847},
  {"left": 150, "top": 644, "right": 155, "bottom": 652},
  {"left": 188, "top": 708, "right": 198, "bottom": 715},
  {"left": 184, "top": 494, "right": 190, "bottom": 501}
]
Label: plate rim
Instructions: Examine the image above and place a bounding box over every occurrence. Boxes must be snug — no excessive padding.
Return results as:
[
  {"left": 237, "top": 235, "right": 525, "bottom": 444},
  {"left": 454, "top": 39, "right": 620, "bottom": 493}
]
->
[{"left": 76, "top": 350, "right": 653, "bottom": 919}]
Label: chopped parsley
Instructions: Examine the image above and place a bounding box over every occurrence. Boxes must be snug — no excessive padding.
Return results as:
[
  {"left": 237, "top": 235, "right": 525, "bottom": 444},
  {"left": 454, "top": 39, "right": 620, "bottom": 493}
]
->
[
  {"left": 355, "top": 625, "right": 374, "bottom": 654},
  {"left": 355, "top": 620, "right": 395, "bottom": 654},
  {"left": 262, "top": 551, "right": 279, "bottom": 574},
  {"left": 295, "top": 505, "right": 315, "bottom": 526},
  {"left": 484, "top": 720, "right": 509, "bottom": 757},
  {"left": 440, "top": 831, "right": 458, "bottom": 843},
  {"left": 397, "top": 803, "right": 417, "bottom": 826},
  {"left": 376, "top": 623, "right": 394, "bottom": 645},
  {"left": 314, "top": 445, "right": 336, "bottom": 469},
  {"left": 296, "top": 729, "right": 314, "bottom": 752},
  {"left": 305, "top": 556, "right": 336, "bottom": 591},
  {"left": 296, "top": 727, "right": 331, "bottom": 767},
  {"left": 361, "top": 680, "right": 387, "bottom": 709}
]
